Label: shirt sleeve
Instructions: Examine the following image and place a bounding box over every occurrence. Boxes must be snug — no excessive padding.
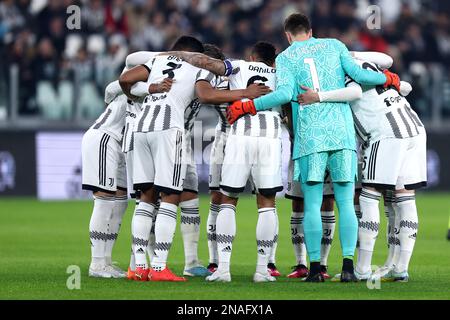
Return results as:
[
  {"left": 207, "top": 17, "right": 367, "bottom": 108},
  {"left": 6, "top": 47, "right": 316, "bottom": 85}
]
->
[
  {"left": 318, "top": 86, "right": 362, "bottom": 103},
  {"left": 338, "top": 40, "right": 387, "bottom": 86},
  {"left": 352, "top": 51, "right": 393, "bottom": 70},
  {"left": 195, "top": 69, "right": 216, "bottom": 86},
  {"left": 142, "top": 58, "right": 155, "bottom": 74},
  {"left": 254, "top": 54, "right": 295, "bottom": 111},
  {"left": 126, "top": 51, "right": 158, "bottom": 69}
]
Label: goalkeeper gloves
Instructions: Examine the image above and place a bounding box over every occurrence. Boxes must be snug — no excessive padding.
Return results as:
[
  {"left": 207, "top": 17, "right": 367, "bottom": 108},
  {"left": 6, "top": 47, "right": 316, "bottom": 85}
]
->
[
  {"left": 226, "top": 100, "right": 257, "bottom": 125},
  {"left": 383, "top": 70, "right": 401, "bottom": 92}
]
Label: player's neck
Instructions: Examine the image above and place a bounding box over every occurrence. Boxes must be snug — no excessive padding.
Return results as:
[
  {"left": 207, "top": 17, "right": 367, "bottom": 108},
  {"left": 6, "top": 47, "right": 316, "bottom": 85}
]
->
[{"left": 290, "top": 34, "right": 312, "bottom": 43}]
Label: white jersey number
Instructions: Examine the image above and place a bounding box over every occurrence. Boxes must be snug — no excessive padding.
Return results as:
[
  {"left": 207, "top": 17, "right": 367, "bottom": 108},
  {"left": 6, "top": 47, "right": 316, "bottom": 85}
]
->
[{"left": 304, "top": 58, "right": 320, "bottom": 92}]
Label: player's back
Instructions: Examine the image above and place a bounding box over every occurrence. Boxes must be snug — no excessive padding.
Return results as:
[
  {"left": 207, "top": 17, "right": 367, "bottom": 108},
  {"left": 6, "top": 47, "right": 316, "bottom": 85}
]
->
[
  {"left": 280, "top": 38, "right": 356, "bottom": 158},
  {"left": 134, "top": 55, "right": 202, "bottom": 133},
  {"left": 90, "top": 94, "right": 127, "bottom": 142},
  {"left": 348, "top": 60, "right": 425, "bottom": 142},
  {"left": 229, "top": 60, "right": 281, "bottom": 138}
]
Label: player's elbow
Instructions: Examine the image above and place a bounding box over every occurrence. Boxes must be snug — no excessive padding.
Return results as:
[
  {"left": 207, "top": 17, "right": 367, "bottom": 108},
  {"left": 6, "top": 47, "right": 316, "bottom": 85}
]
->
[
  {"left": 119, "top": 73, "right": 133, "bottom": 90},
  {"left": 197, "top": 90, "right": 211, "bottom": 104}
]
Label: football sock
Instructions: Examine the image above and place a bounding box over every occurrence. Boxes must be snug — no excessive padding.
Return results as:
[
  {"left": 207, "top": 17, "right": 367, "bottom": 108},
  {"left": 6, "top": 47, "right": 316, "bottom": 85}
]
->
[
  {"left": 132, "top": 201, "right": 156, "bottom": 270},
  {"left": 394, "top": 193, "right": 418, "bottom": 273},
  {"left": 269, "top": 209, "right": 279, "bottom": 265},
  {"left": 320, "top": 210, "right": 335, "bottom": 266},
  {"left": 151, "top": 202, "right": 178, "bottom": 271},
  {"left": 147, "top": 210, "right": 157, "bottom": 263},
  {"left": 129, "top": 199, "right": 139, "bottom": 271},
  {"left": 207, "top": 203, "right": 220, "bottom": 265},
  {"left": 357, "top": 188, "right": 381, "bottom": 274},
  {"left": 302, "top": 182, "right": 324, "bottom": 263},
  {"left": 291, "top": 211, "right": 307, "bottom": 266},
  {"left": 256, "top": 207, "right": 277, "bottom": 274},
  {"left": 384, "top": 191, "right": 398, "bottom": 268},
  {"left": 334, "top": 182, "right": 358, "bottom": 260},
  {"left": 89, "top": 195, "right": 115, "bottom": 266},
  {"left": 180, "top": 198, "right": 201, "bottom": 268},
  {"left": 105, "top": 195, "right": 128, "bottom": 265},
  {"left": 354, "top": 204, "right": 361, "bottom": 248},
  {"left": 216, "top": 204, "right": 236, "bottom": 273}
]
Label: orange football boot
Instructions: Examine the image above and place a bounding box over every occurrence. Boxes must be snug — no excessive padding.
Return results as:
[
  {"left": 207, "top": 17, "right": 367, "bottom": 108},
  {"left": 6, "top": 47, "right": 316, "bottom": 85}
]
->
[
  {"left": 149, "top": 267, "right": 187, "bottom": 282},
  {"left": 126, "top": 267, "right": 135, "bottom": 280},
  {"left": 133, "top": 267, "right": 149, "bottom": 281}
]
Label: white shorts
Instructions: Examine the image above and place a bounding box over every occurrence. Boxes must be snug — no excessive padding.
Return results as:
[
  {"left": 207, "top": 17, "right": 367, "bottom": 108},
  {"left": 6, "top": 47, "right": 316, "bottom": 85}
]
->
[
  {"left": 285, "top": 158, "right": 334, "bottom": 200},
  {"left": 209, "top": 130, "right": 228, "bottom": 190},
  {"left": 361, "top": 133, "right": 427, "bottom": 190},
  {"left": 133, "top": 128, "right": 186, "bottom": 194},
  {"left": 220, "top": 134, "right": 283, "bottom": 198},
  {"left": 82, "top": 129, "right": 127, "bottom": 193}
]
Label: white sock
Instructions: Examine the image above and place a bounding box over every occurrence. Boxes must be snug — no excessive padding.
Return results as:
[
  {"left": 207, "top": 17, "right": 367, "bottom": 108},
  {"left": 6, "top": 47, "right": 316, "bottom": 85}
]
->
[
  {"left": 180, "top": 198, "right": 201, "bottom": 269},
  {"left": 384, "top": 191, "right": 398, "bottom": 268},
  {"left": 207, "top": 202, "right": 220, "bottom": 265},
  {"left": 357, "top": 189, "right": 381, "bottom": 274},
  {"left": 89, "top": 195, "right": 115, "bottom": 266},
  {"left": 269, "top": 209, "right": 279, "bottom": 265},
  {"left": 148, "top": 209, "right": 157, "bottom": 263},
  {"left": 132, "top": 201, "right": 156, "bottom": 269},
  {"left": 354, "top": 204, "right": 361, "bottom": 248},
  {"left": 394, "top": 193, "right": 418, "bottom": 273},
  {"left": 151, "top": 202, "right": 178, "bottom": 271},
  {"left": 216, "top": 204, "right": 236, "bottom": 273},
  {"left": 256, "top": 207, "right": 277, "bottom": 274},
  {"left": 320, "top": 210, "right": 335, "bottom": 266},
  {"left": 105, "top": 195, "right": 128, "bottom": 265},
  {"left": 291, "top": 211, "right": 307, "bottom": 266},
  {"left": 129, "top": 199, "right": 139, "bottom": 271}
]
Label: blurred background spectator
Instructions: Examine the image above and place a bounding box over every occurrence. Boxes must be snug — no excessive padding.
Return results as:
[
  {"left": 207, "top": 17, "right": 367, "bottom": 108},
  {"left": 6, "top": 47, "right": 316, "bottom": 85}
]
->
[{"left": 0, "top": 0, "right": 449, "bottom": 126}]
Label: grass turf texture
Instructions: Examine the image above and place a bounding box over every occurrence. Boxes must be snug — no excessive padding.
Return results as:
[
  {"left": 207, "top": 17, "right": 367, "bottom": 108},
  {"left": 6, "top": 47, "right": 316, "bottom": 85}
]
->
[{"left": 1, "top": 193, "right": 449, "bottom": 300}]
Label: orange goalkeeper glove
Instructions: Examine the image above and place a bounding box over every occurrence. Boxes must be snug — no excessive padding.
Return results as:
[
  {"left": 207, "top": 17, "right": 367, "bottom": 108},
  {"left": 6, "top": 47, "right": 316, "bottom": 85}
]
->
[
  {"left": 226, "top": 100, "right": 256, "bottom": 125},
  {"left": 383, "top": 70, "right": 401, "bottom": 92}
]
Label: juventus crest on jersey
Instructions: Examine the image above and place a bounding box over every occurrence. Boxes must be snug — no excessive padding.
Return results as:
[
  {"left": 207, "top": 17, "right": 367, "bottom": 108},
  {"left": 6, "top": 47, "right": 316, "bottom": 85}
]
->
[
  {"left": 346, "top": 60, "right": 424, "bottom": 143},
  {"left": 228, "top": 60, "right": 282, "bottom": 138},
  {"left": 133, "top": 55, "right": 207, "bottom": 133}
]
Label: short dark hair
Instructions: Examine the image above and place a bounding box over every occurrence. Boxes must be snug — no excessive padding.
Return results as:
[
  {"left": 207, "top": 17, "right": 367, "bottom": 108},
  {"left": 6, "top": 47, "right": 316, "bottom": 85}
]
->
[
  {"left": 203, "top": 43, "right": 225, "bottom": 60},
  {"left": 251, "top": 41, "right": 276, "bottom": 66},
  {"left": 170, "top": 36, "right": 204, "bottom": 52},
  {"left": 284, "top": 13, "right": 311, "bottom": 35}
]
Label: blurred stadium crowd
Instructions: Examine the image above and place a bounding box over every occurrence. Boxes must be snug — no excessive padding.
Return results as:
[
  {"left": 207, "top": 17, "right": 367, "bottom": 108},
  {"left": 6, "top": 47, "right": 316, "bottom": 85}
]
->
[{"left": 0, "top": 0, "right": 449, "bottom": 122}]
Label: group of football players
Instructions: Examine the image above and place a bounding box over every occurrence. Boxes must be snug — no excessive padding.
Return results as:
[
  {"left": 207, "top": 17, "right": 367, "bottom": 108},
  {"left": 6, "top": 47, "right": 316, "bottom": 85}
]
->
[{"left": 81, "top": 12, "right": 426, "bottom": 283}]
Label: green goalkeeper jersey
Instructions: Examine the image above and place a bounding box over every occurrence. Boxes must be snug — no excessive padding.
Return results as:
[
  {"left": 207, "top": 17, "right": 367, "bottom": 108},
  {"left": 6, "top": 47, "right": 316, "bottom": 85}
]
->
[{"left": 254, "top": 37, "right": 387, "bottom": 160}]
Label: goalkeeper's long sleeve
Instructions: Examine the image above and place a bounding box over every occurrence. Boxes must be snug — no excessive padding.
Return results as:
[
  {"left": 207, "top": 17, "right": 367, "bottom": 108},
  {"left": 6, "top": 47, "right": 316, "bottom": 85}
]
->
[
  {"left": 339, "top": 41, "right": 387, "bottom": 85},
  {"left": 254, "top": 54, "right": 296, "bottom": 111}
]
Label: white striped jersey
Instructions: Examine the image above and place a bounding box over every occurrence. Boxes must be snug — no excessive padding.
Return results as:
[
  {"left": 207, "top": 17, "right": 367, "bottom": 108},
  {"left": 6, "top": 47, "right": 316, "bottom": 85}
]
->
[
  {"left": 346, "top": 60, "right": 424, "bottom": 143},
  {"left": 133, "top": 55, "right": 208, "bottom": 133},
  {"left": 122, "top": 99, "right": 143, "bottom": 153},
  {"left": 228, "top": 60, "right": 282, "bottom": 138},
  {"left": 198, "top": 73, "right": 230, "bottom": 133},
  {"left": 90, "top": 94, "right": 127, "bottom": 143}
]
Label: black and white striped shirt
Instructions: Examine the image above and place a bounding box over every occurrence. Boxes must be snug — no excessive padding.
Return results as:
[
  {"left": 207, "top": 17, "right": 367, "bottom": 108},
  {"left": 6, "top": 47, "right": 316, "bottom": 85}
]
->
[
  {"left": 346, "top": 60, "right": 424, "bottom": 142},
  {"left": 90, "top": 94, "right": 127, "bottom": 143},
  {"left": 228, "top": 60, "right": 282, "bottom": 138},
  {"left": 133, "top": 55, "right": 208, "bottom": 133}
]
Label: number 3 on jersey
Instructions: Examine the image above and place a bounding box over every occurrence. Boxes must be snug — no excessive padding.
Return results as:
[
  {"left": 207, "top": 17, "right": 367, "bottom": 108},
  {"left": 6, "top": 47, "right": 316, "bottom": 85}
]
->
[
  {"left": 304, "top": 58, "right": 320, "bottom": 92},
  {"left": 163, "top": 62, "right": 182, "bottom": 79}
]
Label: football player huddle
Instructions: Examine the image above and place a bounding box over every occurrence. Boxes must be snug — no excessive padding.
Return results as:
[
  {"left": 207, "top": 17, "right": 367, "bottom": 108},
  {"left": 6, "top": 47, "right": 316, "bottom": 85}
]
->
[{"left": 81, "top": 13, "right": 426, "bottom": 284}]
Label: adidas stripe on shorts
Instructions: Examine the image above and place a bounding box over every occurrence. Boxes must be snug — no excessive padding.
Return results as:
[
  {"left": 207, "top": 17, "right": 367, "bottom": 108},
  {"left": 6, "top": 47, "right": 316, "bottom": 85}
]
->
[{"left": 82, "top": 129, "right": 127, "bottom": 193}]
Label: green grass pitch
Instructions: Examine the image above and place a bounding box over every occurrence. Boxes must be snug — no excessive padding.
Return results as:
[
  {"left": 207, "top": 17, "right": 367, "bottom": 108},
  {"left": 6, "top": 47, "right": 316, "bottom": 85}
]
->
[{"left": 1, "top": 193, "right": 449, "bottom": 300}]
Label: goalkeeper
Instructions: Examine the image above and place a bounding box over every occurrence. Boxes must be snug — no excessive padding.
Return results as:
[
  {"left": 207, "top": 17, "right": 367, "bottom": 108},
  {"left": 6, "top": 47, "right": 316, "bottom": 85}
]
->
[{"left": 227, "top": 13, "right": 401, "bottom": 282}]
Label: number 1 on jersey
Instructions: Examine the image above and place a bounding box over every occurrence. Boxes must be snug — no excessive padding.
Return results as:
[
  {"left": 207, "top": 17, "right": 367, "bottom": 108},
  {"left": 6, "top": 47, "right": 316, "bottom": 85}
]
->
[{"left": 304, "top": 58, "right": 320, "bottom": 92}]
